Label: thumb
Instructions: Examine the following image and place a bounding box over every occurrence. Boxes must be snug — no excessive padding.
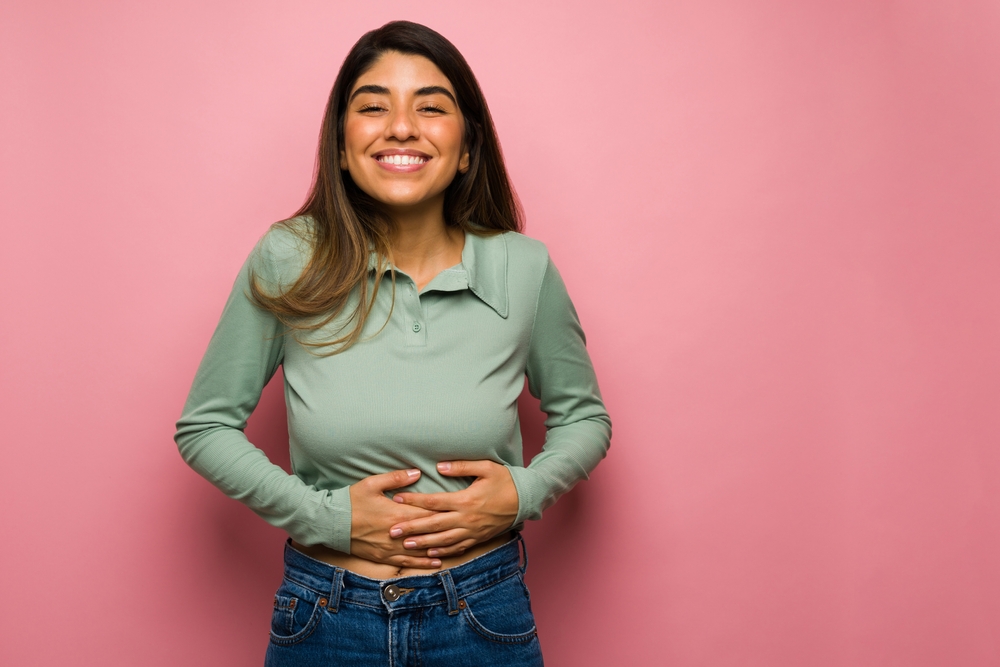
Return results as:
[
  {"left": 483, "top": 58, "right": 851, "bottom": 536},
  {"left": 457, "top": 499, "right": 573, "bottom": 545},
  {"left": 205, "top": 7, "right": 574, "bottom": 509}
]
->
[{"left": 364, "top": 468, "right": 421, "bottom": 493}]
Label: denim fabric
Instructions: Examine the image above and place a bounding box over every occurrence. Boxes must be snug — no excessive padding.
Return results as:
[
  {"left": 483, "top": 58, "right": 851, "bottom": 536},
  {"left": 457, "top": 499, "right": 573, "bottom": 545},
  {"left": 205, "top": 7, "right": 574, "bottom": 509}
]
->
[{"left": 264, "top": 534, "right": 543, "bottom": 666}]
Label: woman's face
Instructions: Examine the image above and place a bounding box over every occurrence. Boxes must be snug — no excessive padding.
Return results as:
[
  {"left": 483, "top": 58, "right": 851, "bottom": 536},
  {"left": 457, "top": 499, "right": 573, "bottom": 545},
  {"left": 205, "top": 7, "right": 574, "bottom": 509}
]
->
[{"left": 341, "top": 51, "right": 469, "bottom": 215}]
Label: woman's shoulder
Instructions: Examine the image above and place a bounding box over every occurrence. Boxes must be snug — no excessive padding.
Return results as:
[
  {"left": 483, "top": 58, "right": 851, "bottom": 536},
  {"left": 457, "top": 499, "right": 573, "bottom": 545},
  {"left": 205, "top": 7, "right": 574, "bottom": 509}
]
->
[
  {"left": 502, "top": 231, "right": 560, "bottom": 294},
  {"left": 259, "top": 215, "right": 316, "bottom": 253},
  {"left": 250, "top": 215, "right": 316, "bottom": 289},
  {"left": 499, "top": 229, "right": 548, "bottom": 255},
  {"left": 494, "top": 230, "right": 552, "bottom": 273}
]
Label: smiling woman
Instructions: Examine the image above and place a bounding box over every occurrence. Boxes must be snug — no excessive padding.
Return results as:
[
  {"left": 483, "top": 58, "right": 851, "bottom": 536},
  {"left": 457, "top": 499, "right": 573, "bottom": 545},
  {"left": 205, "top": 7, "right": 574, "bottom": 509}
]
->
[
  {"left": 340, "top": 51, "right": 472, "bottom": 280},
  {"left": 174, "top": 20, "right": 611, "bottom": 667}
]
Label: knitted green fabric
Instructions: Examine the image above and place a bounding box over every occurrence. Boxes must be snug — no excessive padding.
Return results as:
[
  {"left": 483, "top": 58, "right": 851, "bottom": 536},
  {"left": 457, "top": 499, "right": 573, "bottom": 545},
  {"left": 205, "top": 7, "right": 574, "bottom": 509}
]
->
[{"left": 175, "top": 218, "right": 611, "bottom": 554}]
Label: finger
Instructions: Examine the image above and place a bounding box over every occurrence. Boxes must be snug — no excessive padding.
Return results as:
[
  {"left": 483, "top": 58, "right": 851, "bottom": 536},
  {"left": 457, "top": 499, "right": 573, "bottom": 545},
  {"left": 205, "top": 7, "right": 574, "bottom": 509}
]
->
[
  {"left": 385, "top": 502, "right": 440, "bottom": 521},
  {"left": 392, "top": 491, "right": 466, "bottom": 512},
  {"left": 400, "top": 528, "right": 467, "bottom": 551},
  {"left": 390, "top": 511, "right": 460, "bottom": 538},
  {"left": 363, "top": 468, "right": 421, "bottom": 493},
  {"left": 426, "top": 538, "right": 478, "bottom": 559},
  {"left": 436, "top": 460, "right": 501, "bottom": 478}
]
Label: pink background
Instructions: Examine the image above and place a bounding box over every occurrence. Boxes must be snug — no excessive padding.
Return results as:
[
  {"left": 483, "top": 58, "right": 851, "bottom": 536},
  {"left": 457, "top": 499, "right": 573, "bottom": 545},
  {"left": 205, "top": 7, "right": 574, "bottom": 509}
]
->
[{"left": 2, "top": 1, "right": 999, "bottom": 665}]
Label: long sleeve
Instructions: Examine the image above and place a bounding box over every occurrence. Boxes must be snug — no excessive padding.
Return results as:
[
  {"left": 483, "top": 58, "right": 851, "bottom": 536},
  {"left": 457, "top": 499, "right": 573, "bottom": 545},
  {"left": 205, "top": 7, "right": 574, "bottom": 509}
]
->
[
  {"left": 173, "top": 227, "right": 353, "bottom": 553},
  {"left": 507, "top": 256, "right": 612, "bottom": 525}
]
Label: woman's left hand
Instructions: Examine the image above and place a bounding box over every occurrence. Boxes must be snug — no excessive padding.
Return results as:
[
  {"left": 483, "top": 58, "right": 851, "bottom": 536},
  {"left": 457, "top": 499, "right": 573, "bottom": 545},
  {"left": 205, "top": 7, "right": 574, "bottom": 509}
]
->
[{"left": 388, "top": 460, "right": 519, "bottom": 558}]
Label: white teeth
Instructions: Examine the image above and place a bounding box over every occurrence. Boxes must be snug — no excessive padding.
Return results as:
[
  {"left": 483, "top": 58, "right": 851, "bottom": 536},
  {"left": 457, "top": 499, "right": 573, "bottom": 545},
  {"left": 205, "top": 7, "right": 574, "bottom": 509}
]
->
[{"left": 378, "top": 155, "right": 427, "bottom": 165}]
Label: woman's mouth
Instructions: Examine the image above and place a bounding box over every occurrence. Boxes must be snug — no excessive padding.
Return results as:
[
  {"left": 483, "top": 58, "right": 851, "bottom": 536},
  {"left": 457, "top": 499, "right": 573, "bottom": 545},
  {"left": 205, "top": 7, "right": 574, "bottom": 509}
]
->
[
  {"left": 376, "top": 154, "right": 429, "bottom": 166},
  {"left": 373, "top": 153, "right": 431, "bottom": 172}
]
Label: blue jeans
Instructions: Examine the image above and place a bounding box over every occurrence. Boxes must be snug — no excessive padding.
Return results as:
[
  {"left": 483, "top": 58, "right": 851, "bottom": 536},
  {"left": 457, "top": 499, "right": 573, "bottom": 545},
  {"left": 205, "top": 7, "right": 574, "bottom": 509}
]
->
[{"left": 264, "top": 533, "right": 544, "bottom": 666}]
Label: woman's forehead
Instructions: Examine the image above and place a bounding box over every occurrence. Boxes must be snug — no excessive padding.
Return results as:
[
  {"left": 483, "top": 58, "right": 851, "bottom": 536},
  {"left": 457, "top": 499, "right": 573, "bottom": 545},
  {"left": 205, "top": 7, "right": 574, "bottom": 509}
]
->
[{"left": 350, "top": 52, "right": 455, "bottom": 97}]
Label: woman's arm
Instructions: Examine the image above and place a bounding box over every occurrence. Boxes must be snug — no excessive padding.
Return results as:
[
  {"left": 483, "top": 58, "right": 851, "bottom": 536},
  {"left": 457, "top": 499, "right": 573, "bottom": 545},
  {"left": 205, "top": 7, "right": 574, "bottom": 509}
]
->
[
  {"left": 508, "top": 255, "right": 613, "bottom": 522},
  {"left": 174, "top": 227, "right": 442, "bottom": 567}
]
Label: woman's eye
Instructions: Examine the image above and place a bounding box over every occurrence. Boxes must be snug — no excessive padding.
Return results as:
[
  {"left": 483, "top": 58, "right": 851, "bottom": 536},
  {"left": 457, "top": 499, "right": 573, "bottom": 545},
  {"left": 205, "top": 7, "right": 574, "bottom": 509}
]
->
[
  {"left": 358, "top": 104, "right": 386, "bottom": 113},
  {"left": 420, "top": 105, "right": 446, "bottom": 113}
]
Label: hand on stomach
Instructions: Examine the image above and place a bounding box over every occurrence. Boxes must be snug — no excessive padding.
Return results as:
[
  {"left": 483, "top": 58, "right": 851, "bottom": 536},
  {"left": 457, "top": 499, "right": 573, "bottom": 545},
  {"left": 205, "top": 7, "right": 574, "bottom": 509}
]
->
[{"left": 293, "top": 461, "right": 519, "bottom": 579}]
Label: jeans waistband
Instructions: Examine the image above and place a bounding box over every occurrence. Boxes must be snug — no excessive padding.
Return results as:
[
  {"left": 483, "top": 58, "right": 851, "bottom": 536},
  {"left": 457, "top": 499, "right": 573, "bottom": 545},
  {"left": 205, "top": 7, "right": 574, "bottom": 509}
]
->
[{"left": 280, "top": 533, "right": 526, "bottom": 613}]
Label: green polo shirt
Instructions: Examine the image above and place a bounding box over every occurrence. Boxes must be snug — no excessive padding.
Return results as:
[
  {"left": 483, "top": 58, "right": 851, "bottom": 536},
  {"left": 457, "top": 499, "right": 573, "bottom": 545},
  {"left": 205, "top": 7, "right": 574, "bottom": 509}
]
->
[{"left": 174, "top": 217, "right": 611, "bottom": 554}]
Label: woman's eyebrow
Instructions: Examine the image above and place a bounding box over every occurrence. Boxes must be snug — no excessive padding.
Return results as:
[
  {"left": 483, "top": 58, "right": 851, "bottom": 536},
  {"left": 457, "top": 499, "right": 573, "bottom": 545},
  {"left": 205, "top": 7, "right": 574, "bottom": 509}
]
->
[
  {"left": 415, "top": 86, "right": 457, "bottom": 104},
  {"left": 349, "top": 84, "right": 390, "bottom": 102},
  {"left": 348, "top": 84, "right": 457, "bottom": 104}
]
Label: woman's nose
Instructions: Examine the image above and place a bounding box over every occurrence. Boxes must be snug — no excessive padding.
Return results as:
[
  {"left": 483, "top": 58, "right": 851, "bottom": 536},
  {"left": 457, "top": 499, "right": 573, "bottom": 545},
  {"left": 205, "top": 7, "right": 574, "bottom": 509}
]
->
[{"left": 385, "top": 107, "right": 418, "bottom": 140}]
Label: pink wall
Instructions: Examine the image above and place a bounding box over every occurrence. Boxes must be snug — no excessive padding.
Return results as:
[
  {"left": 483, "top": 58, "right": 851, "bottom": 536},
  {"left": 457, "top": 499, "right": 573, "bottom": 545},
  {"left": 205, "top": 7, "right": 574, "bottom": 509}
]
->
[{"left": 2, "top": 1, "right": 998, "bottom": 664}]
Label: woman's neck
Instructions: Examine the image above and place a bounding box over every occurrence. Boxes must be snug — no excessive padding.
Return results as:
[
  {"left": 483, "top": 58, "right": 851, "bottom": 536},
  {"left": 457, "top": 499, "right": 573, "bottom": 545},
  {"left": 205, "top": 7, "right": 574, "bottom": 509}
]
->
[{"left": 386, "top": 199, "right": 465, "bottom": 290}]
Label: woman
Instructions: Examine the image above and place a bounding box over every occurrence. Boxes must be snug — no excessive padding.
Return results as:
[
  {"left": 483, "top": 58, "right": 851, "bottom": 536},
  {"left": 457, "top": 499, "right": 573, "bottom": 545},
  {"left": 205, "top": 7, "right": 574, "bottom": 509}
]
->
[{"left": 175, "top": 20, "right": 610, "bottom": 666}]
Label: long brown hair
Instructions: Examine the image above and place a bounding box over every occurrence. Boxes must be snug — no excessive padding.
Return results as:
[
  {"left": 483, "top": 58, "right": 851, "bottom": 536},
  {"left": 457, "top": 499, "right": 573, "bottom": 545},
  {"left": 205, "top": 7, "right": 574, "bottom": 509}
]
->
[{"left": 250, "top": 20, "right": 523, "bottom": 354}]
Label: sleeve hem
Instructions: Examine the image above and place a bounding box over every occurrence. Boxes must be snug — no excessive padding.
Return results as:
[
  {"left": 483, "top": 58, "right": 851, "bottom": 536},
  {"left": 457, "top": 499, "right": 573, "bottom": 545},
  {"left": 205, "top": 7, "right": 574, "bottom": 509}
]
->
[
  {"left": 325, "top": 485, "right": 353, "bottom": 554},
  {"left": 505, "top": 465, "right": 553, "bottom": 525}
]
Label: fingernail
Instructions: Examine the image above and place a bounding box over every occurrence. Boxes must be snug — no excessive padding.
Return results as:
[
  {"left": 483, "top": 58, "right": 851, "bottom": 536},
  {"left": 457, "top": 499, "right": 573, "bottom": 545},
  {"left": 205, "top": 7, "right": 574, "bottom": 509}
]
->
[
  {"left": 407, "top": 469, "right": 420, "bottom": 478},
  {"left": 404, "top": 540, "right": 417, "bottom": 549},
  {"left": 428, "top": 549, "right": 439, "bottom": 557},
  {"left": 431, "top": 560, "right": 442, "bottom": 567},
  {"left": 392, "top": 495, "right": 403, "bottom": 503},
  {"left": 390, "top": 528, "right": 402, "bottom": 537},
  {"left": 437, "top": 462, "right": 451, "bottom": 472}
]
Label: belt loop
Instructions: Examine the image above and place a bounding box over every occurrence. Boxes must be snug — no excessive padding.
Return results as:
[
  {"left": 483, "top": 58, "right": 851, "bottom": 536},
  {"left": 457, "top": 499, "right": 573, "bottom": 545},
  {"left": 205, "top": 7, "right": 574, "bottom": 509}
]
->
[
  {"left": 516, "top": 532, "right": 528, "bottom": 575},
  {"left": 327, "top": 567, "right": 344, "bottom": 613},
  {"left": 439, "top": 570, "right": 460, "bottom": 615}
]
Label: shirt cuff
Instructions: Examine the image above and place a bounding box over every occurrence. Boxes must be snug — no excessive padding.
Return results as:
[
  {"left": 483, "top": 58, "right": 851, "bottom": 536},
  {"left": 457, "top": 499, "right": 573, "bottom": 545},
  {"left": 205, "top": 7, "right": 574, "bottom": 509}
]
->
[
  {"left": 323, "top": 485, "right": 353, "bottom": 554},
  {"left": 504, "top": 464, "right": 551, "bottom": 526}
]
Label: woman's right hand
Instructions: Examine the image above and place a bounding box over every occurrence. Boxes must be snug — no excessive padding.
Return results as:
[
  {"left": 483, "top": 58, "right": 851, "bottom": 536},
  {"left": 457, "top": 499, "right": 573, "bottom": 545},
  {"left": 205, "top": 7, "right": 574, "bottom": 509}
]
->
[{"left": 348, "top": 468, "right": 444, "bottom": 569}]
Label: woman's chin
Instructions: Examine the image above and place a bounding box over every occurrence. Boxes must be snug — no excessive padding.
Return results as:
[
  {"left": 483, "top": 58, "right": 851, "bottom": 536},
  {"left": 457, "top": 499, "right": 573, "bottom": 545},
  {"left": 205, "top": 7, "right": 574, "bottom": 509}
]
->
[{"left": 373, "top": 191, "right": 447, "bottom": 215}]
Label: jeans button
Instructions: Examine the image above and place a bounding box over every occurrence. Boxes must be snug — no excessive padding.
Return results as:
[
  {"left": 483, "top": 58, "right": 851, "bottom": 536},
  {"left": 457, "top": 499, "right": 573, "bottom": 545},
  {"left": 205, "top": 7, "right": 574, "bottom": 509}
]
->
[{"left": 384, "top": 584, "right": 401, "bottom": 602}]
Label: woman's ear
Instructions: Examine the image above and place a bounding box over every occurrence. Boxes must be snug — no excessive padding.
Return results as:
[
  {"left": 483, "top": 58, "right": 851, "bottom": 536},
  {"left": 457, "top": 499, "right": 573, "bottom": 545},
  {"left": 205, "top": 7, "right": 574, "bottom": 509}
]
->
[
  {"left": 340, "top": 148, "right": 348, "bottom": 172},
  {"left": 458, "top": 149, "right": 470, "bottom": 174}
]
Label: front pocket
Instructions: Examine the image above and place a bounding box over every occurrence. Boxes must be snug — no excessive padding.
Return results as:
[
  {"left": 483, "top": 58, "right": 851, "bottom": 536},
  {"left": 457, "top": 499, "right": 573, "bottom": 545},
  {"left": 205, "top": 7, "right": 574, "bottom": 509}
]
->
[
  {"left": 461, "top": 574, "right": 537, "bottom": 644},
  {"left": 269, "top": 581, "right": 324, "bottom": 646}
]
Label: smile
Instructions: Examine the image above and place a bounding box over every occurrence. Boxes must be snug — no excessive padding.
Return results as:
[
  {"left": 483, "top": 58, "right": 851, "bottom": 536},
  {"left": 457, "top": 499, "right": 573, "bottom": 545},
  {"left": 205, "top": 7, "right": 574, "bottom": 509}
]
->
[{"left": 376, "top": 155, "right": 429, "bottom": 165}]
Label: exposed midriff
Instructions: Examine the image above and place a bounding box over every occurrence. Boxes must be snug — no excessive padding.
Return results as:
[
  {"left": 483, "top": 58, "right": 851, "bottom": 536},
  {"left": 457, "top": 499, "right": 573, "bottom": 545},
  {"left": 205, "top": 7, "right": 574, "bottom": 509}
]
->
[{"left": 290, "top": 531, "right": 516, "bottom": 579}]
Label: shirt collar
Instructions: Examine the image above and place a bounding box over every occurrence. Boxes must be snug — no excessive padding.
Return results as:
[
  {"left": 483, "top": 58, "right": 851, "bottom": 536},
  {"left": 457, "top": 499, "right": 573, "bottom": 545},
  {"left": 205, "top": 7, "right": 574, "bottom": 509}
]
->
[
  {"left": 462, "top": 230, "right": 509, "bottom": 319},
  {"left": 367, "top": 229, "right": 509, "bottom": 319}
]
